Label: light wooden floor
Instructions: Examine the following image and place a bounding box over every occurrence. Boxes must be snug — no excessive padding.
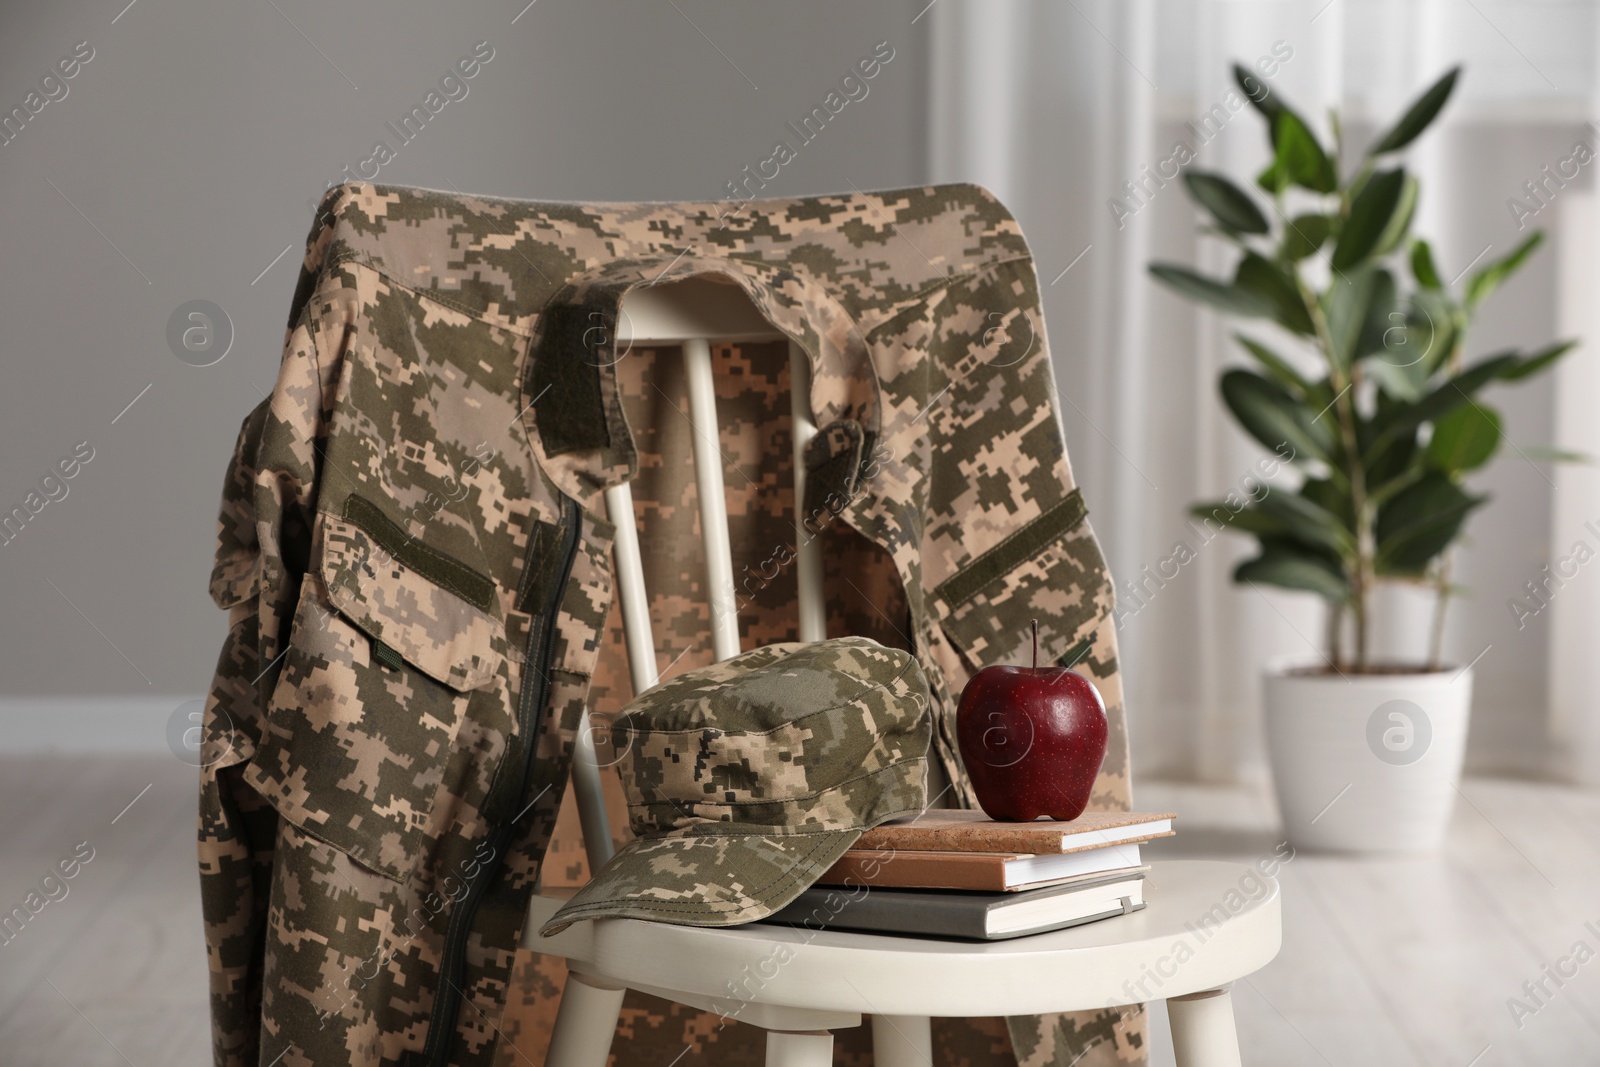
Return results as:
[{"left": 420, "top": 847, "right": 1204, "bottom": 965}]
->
[
  {"left": 2, "top": 756, "right": 1597, "bottom": 1065},
  {"left": 1139, "top": 778, "right": 1600, "bottom": 1066}
]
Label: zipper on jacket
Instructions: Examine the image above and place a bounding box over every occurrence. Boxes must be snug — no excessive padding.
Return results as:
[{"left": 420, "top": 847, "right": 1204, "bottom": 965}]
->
[{"left": 421, "top": 494, "right": 582, "bottom": 1067}]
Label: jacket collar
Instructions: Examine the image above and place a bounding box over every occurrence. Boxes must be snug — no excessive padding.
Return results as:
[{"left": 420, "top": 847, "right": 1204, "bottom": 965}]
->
[{"left": 519, "top": 253, "right": 881, "bottom": 520}]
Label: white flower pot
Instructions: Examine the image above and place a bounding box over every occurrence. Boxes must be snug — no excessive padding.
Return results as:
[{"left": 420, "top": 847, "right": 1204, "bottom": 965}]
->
[{"left": 1263, "top": 665, "right": 1472, "bottom": 852}]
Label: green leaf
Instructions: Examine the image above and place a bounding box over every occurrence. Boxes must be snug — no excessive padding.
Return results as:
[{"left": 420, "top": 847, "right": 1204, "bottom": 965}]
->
[
  {"left": 1521, "top": 445, "right": 1592, "bottom": 464},
  {"left": 1282, "top": 214, "right": 1333, "bottom": 261},
  {"left": 1355, "top": 268, "right": 1401, "bottom": 360},
  {"left": 1499, "top": 338, "right": 1576, "bottom": 381},
  {"left": 1369, "top": 67, "right": 1461, "bottom": 155},
  {"left": 1368, "top": 466, "right": 1427, "bottom": 511},
  {"left": 1235, "top": 63, "right": 1285, "bottom": 122},
  {"left": 1234, "top": 541, "right": 1351, "bottom": 601},
  {"left": 1301, "top": 477, "right": 1355, "bottom": 530},
  {"left": 1407, "top": 288, "right": 1458, "bottom": 373},
  {"left": 1371, "top": 175, "right": 1419, "bottom": 258},
  {"left": 1365, "top": 357, "right": 1428, "bottom": 402},
  {"left": 1344, "top": 162, "right": 1377, "bottom": 204},
  {"left": 1235, "top": 334, "right": 1312, "bottom": 396},
  {"left": 1323, "top": 269, "right": 1376, "bottom": 370},
  {"left": 1274, "top": 111, "right": 1338, "bottom": 193},
  {"left": 1427, "top": 404, "right": 1501, "bottom": 472},
  {"left": 1184, "top": 172, "right": 1270, "bottom": 235},
  {"left": 1254, "top": 488, "right": 1355, "bottom": 554},
  {"left": 1332, "top": 169, "right": 1407, "bottom": 270},
  {"left": 1411, "top": 239, "right": 1443, "bottom": 289},
  {"left": 1301, "top": 376, "right": 1337, "bottom": 418},
  {"left": 1368, "top": 350, "right": 1522, "bottom": 455},
  {"left": 1189, "top": 500, "right": 1288, "bottom": 539},
  {"left": 1357, "top": 272, "right": 1428, "bottom": 398},
  {"left": 1256, "top": 159, "right": 1288, "bottom": 195},
  {"left": 1466, "top": 232, "right": 1543, "bottom": 310},
  {"left": 1364, "top": 391, "right": 1422, "bottom": 494},
  {"left": 1235, "top": 253, "right": 1315, "bottom": 335},
  {"left": 1220, "top": 369, "right": 1334, "bottom": 462},
  {"left": 1376, "top": 472, "right": 1485, "bottom": 574},
  {"left": 1150, "top": 264, "right": 1276, "bottom": 318}
]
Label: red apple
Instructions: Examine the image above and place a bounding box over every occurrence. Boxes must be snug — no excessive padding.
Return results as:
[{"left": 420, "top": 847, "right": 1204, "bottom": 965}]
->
[{"left": 956, "top": 623, "right": 1108, "bottom": 822}]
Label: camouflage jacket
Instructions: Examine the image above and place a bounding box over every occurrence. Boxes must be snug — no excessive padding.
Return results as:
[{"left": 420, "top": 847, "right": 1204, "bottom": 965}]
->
[{"left": 201, "top": 181, "right": 1139, "bottom": 1067}]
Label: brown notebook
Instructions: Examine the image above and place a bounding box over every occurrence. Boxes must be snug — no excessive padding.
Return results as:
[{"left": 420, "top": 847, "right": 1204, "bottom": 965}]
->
[
  {"left": 854, "top": 809, "right": 1175, "bottom": 855},
  {"left": 818, "top": 845, "right": 1148, "bottom": 892}
]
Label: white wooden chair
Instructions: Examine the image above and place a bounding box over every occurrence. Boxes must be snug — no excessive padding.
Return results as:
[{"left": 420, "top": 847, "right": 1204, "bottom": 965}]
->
[{"left": 524, "top": 280, "right": 1282, "bottom": 1067}]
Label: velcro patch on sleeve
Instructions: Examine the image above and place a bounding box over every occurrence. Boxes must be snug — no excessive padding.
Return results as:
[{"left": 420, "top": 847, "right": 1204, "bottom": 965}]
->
[
  {"left": 801, "top": 419, "right": 866, "bottom": 531},
  {"left": 529, "top": 303, "right": 613, "bottom": 456}
]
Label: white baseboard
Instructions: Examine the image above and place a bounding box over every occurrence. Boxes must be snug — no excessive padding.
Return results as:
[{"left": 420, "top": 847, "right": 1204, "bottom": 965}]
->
[{"left": 0, "top": 695, "right": 200, "bottom": 754}]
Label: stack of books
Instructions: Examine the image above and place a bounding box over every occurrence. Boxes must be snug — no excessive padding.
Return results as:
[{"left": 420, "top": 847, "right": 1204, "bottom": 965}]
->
[{"left": 766, "top": 809, "right": 1175, "bottom": 941}]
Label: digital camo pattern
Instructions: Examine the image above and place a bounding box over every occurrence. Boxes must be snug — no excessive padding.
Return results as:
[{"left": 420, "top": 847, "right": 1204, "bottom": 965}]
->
[
  {"left": 541, "top": 638, "right": 930, "bottom": 933},
  {"left": 1006, "top": 1005, "right": 1148, "bottom": 1067},
  {"left": 321, "top": 516, "right": 508, "bottom": 690},
  {"left": 618, "top": 639, "right": 927, "bottom": 832},
  {"left": 205, "top": 180, "right": 1134, "bottom": 1067}
]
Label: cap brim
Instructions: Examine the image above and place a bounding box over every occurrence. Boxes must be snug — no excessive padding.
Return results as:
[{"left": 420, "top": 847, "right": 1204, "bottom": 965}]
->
[{"left": 539, "top": 827, "right": 863, "bottom": 936}]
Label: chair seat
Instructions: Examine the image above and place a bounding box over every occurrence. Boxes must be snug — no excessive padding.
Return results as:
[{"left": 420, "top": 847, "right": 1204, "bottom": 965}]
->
[{"left": 527, "top": 860, "right": 1280, "bottom": 1019}]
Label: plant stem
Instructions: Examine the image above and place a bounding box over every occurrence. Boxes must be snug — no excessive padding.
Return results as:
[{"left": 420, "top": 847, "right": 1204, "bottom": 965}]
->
[
  {"left": 1331, "top": 110, "right": 1344, "bottom": 181},
  {"left": 1300, "top": 281, "right": 1374, "bottom": 672},
  {"left": 1326, "top": 601, "right": 1345, "bottom": 672},
  {"left": 1427, "top": 555, "right": 1451, "bottom": 671},
  {"left": 1422, "top": 320, "right": 1467, "bottom": 671}
]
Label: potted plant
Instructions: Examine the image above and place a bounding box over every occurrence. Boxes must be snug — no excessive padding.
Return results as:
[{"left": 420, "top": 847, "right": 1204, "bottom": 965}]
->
[{"left": 1151, "top": 66, "right": 1575, "bottom": 851}]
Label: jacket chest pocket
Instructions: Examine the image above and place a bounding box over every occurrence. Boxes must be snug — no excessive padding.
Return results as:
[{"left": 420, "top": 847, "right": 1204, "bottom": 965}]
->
[
  {"left": 934, "top": 489, "right": 1113, "bottom": 671},
  {"left": 243, "top": 506, "right": 511, "bottom": 882}
]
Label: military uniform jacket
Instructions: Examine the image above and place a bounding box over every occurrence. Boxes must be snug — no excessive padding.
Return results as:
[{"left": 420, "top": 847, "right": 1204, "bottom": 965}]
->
[{"left": 201, "top": 181, "right": 1137, "bottom": 1067}]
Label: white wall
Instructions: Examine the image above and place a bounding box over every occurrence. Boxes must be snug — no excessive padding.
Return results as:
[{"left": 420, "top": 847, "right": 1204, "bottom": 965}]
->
[{"left": 927, "top": 0, "right": 1600, "bottom": 783}]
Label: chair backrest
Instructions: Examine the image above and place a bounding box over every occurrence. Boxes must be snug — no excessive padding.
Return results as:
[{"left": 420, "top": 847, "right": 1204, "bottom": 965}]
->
[{"left": 568, "top": 278, "right": 827, "bottom": 872}]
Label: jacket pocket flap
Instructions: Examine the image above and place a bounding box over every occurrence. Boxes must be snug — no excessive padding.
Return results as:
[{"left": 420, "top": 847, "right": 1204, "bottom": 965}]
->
[
  {"left": 934, "top": 489, "right": 1112, "bottom": 669},
  {"left": 320, "top": 507, "right": 505, "bottom": 691}
]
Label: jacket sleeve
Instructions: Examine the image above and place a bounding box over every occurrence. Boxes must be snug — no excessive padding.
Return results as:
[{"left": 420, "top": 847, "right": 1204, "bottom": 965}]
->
[
  {"left": 198, "top": 240, "right": 335, "bottom": 1067},
  {"left": 920, "top": 254, "right": 1130, "bottom": 817},
  {"left": 918, "top": 252, "right": 1144, "bottom": 1067}
]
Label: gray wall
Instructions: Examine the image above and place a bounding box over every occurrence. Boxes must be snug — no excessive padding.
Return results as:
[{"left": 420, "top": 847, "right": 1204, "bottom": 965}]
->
[{"left": 0, "top": 1, "right": 929, "bottom": 715}]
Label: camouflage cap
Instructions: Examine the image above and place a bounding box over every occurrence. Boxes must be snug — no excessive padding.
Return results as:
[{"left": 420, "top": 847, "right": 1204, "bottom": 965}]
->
[{"left": 540, "top": 637, "right": 931, "bottom": 935}]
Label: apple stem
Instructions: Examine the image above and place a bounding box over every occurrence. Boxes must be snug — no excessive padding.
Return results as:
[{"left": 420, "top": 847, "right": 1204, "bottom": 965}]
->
[{"left": 1032, "top": 619, "right": 1039, "bottom": 669}]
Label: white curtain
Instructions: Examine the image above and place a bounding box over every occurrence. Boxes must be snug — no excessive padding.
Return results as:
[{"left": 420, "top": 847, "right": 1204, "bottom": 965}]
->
[{"left": 927, "top": 0, "right": 1600, "bottom": 785}]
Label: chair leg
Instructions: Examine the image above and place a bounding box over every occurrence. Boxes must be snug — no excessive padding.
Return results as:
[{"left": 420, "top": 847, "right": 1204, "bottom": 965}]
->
[
  {"left": 545, "top": 971, "right": 626, "bottom": 1067},
  {"left": 871, "top": 1014, "right": 933, "bottom": 1067},
  {"left": 765, "top": 1029, "right": 833, "bottom": 1067},
  {"left": 1167, "top": 988, "right": 1242, "bottom": 1067}
]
